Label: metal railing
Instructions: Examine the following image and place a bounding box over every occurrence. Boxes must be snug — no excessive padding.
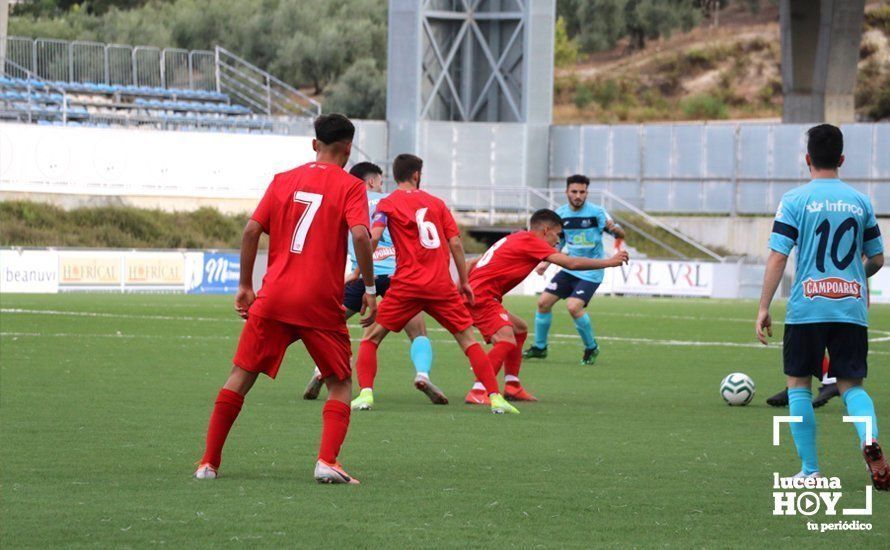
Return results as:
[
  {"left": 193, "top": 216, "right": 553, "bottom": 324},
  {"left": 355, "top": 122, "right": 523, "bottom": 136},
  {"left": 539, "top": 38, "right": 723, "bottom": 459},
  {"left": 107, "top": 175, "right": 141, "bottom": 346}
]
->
[{"left": 214, "top": 46, "right": 320, "bottom": 117}]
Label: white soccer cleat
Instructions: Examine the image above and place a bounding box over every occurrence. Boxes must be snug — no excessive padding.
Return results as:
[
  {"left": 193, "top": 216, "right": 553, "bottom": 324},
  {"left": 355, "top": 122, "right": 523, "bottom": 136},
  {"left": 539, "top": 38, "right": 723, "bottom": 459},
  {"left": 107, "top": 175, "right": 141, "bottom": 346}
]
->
[
  {"left": 314, "top": 460, "right": 360, "bottom": 485},
  {"left": 414, "top": 374, "right": 449, "bottom": 405},
  {"left": 194, "top": 463, "right": 218, "bottom": 480},
  {"left": 792, "top": 471, "right": 822, "bottom": 480}
]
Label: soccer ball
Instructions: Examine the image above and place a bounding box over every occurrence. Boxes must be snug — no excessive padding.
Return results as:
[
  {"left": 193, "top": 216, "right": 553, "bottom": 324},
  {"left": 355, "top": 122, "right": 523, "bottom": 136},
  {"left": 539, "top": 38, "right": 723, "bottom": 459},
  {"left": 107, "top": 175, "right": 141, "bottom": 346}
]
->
[{"left": 719, "top": 373, "right": 755, "bottom": 406}]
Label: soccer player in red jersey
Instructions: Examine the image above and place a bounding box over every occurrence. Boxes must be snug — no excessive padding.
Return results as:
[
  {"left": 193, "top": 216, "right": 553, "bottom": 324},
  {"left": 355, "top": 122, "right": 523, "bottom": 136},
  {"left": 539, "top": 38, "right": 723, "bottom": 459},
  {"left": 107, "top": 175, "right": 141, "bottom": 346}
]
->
[
  {"left": 350, "top": 154, "right": 519, "bottom": 415},
  {"left": 194, "top": 114, "right": 377, "bottom": 484},
  {"left": 463, "top": 209, "right": 629, "bottom": 404}
]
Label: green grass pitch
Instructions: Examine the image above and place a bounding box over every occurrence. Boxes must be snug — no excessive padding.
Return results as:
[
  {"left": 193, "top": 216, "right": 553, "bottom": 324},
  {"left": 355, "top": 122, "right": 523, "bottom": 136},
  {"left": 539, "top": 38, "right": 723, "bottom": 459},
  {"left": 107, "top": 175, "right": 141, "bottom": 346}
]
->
[{"left": 2, "top": 293, "right": 888, "bottom": 547}]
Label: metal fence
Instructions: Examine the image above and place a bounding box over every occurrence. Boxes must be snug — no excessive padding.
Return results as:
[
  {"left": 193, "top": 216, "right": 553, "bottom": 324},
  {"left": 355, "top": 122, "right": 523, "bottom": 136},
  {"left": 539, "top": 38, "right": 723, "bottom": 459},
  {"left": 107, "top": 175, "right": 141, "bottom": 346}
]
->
[{"left": 550, "top": 122, "right": 890, "bottom": 215}]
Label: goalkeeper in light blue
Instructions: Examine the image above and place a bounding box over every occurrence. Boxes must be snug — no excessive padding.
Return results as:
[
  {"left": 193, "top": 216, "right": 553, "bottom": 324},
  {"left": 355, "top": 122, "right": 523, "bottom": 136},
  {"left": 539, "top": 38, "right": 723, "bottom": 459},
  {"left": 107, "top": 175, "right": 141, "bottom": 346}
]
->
[
  {"left": 524, "top": 174, "right": 626, "bottom": 366},
  {"left": 303, "top": 162, "right": 445, "bottom": 407},
  {"left": 756, "top": 124, "right": 888, "bottom": 490}
]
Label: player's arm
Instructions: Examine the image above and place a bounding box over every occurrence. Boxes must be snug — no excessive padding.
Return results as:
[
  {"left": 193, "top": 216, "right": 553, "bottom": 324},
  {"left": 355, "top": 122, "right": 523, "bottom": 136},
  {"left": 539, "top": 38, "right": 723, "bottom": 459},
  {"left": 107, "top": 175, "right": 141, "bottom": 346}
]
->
[
  {"left": 370, "top": 224, "right": 384, "bottom": 251},
  {"left": 604, "top": 218, "right": 626, "bottom": 239},
  {"left": 756, "top": 251, "right": 788, "bottom": 346},
  {"left": 546, "top": 250, "right": 629, "bottom": 270},
  {"left": 351, "top": 224, "right": 377, "bottom": 326},
  {"left": 467, "top": 255, "right": 480, "bottom": 272},
  {"left": 865, "top": 253, "right": 884, "bottom": 278},
  {"left": 534, "top": 261, "right": 551, "bottom": 276},
  {"left": 235, "top": 219, "right": 264, "bottom": 319},
  {"left": 448, "top": 235, "right": 475, "bottom": 305}
]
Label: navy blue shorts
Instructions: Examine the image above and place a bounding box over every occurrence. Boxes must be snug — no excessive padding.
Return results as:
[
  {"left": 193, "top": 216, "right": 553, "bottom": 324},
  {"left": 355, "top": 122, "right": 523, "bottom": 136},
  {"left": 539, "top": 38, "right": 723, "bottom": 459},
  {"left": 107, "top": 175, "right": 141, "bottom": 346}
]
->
[
  {"left": 543, "top": 270, "right": 600, "bottom": 307},
  {"left": 343, "top": 275, "right": 391, "bottom": 313},
  {"left": 783, "top": 323, "right": 868, "bottom": 379}
]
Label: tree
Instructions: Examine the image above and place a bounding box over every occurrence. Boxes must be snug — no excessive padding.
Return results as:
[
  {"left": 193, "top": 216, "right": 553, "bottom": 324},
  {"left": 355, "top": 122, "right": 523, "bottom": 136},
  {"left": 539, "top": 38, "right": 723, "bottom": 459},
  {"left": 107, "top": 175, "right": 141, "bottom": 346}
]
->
[
  {"left": 554, "top": 16, "right": 579, "bottom": 67},
  {"left": 323, "top": 57, "right": 386, "bottom": 119}
]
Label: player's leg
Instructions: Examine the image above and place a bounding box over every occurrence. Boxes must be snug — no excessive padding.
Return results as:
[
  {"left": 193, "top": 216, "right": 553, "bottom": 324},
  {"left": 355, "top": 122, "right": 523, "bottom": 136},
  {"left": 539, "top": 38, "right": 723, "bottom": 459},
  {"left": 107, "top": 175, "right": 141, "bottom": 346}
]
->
[
  {"left": 526, "top": 289, "right": 561, "bottom": 358},
  {"left": 351, "top": 322, "right": 391, "bottom": 410},
  {"left": 197, "top": 315, "right": 291, "bottom": 479},
  {"left": 304, "top": 281, "right": 362, "bottom": 400},
  {"left": 404, "top": 314, "right": 447, "bottom": 404},
  {"left": 830, "top": 324, "right": 888, "bottom": 489},
  {"left": 302, "top": 327, "right": 360, "bottom": 484},
  {"left": 503, "top": 311, "right": 536, "bottom": 401},
  {"left": 783, "top": 324, "right": 824, "bottom": 477},
  {"left": 564, "top": 280, "right": 599, "bottom": 365},
  {"left": 450, "top": 326, "right": 518, "bottom": 415}
]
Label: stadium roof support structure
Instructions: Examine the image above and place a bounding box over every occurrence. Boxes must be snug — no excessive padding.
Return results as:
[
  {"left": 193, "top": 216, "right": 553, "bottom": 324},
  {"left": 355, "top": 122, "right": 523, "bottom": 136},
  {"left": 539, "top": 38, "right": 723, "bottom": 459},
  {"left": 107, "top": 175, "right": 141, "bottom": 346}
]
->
[
  {"left": 387, "top": 0, "right": 554, "bottom": 189},
  {"left": 780, "top": 0, "right": 866, "bottom": 124}
]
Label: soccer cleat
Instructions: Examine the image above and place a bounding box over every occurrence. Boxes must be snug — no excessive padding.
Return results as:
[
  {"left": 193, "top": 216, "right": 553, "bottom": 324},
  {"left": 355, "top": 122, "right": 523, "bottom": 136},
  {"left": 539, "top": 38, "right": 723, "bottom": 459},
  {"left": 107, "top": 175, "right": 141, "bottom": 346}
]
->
[
  {"left": 766, "top": 388, "right": 789, "bottom": 408},
  {"left": 504, "top": 381, "right": 538, "bottom": 402},
  {"left": 490, "top": 393, "right": 520, "bottom": 415},
  {"left": 464, "top": 388, "right": 490, "bottom": 405},
  {"left": 314, "top": 460, "right": 360, "bottom": 485},
  {"left": 414, "top": 375, "right": 449, "bottom": 405},
  {"left": 792, "top": 470, "right": 822, "bottom": 480},
  {"left": 350, "top": 388, "right": 374, "bottom": 411},
  {"left": 194, "top": 463, "right": 218, "bottom": 480},
  {"left": 303, "top": 373, "right": 324, "bottom": 400},
  {"left": 862, "top": 442, "right": 890, "bottom": 491},
  {"left": 812, "top": 384, "right": 839, "bottom": 408},
  {"left": 522, "top": 345, "right": 548, "bottom": 359},
  {"left": 581, "top": 346, "right": 599, "bottom": 366}
]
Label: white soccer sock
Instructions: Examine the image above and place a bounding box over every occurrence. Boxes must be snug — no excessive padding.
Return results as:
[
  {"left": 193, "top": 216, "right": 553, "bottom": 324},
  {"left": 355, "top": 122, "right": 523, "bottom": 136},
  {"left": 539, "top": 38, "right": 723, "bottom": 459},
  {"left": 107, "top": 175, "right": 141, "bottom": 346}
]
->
[
  {"left": 415, "top": 371, "right": 430, "bottom": 380},
  {"left": 822, "top": 375, "right": 837, "bottom": 385},
  {"left": 313, "top": 366, "right": 322, "bottom": 377},
  {"left": 505, "top": 375, "right": 520, "bottom": 383},
  {"left": 472, "top": 382, "right": 486, "bottom": 391}
]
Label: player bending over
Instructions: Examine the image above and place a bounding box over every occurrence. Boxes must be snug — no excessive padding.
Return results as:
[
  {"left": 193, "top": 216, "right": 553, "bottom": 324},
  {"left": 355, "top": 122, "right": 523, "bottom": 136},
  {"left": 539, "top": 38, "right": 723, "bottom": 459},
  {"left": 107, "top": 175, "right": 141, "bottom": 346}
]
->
[
  {"left": 302, "top": 161, "right": 446, "bottom": 405},
  {"left": 350, "top": 154, "right": 518, "bottom": 415},
  {"left": 195, "top": 114, "right": 376, "bottom": 484},
  {"left": 756, "top": 124, "right": 888, "bottom": 489},
  {"left": 464, "top": 209, "right": 629, "bottom": 405},
  {"left": 524, "top": 174, "right": 626, "bottom": 365}
]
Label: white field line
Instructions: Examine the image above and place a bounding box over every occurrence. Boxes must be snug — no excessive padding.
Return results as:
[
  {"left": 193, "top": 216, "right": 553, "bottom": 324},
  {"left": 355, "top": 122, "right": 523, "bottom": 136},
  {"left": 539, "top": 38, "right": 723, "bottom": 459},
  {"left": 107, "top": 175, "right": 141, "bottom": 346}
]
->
[{"left": 2, "top": 308, "right": 888, "bottom": 349}]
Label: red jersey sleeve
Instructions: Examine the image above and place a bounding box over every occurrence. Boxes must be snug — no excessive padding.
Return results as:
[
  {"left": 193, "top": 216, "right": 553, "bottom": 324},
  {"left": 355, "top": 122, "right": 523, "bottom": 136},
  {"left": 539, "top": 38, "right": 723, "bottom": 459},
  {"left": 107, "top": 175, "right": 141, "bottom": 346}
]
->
[
  {"left": 441, "top": 203, "right": 460, "bottom": 240},
  {"left": 344, "top": 179, "right": 370, "bottom": 230},
  {"left": 250, "top": 177, "right": 276, "bottom": 232}
]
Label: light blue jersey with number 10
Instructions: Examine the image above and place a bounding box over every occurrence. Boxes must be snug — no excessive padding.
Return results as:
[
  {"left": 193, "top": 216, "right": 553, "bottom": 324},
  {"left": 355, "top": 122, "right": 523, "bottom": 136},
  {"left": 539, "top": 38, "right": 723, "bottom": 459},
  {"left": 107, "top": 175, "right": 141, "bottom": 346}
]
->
[{"left": 768, "top": 178, "right": 883, "bottom": 327}]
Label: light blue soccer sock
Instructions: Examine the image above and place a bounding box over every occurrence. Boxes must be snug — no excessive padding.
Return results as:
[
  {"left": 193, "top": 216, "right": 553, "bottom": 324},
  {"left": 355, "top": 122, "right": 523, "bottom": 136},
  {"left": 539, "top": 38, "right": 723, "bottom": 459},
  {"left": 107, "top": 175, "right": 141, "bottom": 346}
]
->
[
  {"left": 573, "top": 313, "right": 597, "bottom": 350},
  {"left": 534, "top": 312, "right": 552, "bottom": 349},
  {"left": 409, "top": 336, "right": 433, "bottom": 376},
  {"left": 788, "top": 388, "right": 820, "bottom": 474},
  {"left": 843, "top": 386, "right": 879, "bottom": 447}
]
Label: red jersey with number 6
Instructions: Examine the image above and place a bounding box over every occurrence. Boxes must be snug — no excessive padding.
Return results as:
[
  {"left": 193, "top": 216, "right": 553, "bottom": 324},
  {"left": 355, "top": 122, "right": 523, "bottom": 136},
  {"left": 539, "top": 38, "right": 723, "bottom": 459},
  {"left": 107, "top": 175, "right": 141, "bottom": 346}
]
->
[
  {"left": 372, "top": 189, "right": 459, "bottom": 297},
  {"left": 249, "top": 162, "right": 369, "bottom": 328},
  {"left": 469, "top": 231, "right": 557, "bottom": 302}
]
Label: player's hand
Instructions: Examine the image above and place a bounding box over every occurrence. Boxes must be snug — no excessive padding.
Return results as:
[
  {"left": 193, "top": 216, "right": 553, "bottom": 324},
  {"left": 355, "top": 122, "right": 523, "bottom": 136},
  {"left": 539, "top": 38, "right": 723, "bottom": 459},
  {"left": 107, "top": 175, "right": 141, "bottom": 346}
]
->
[
  {"left": 235, "top": 285, "right": 256, "bottom": 319},
  {"left": 609, "top": 250, "right": 630, "bottom": 266},
  {"left": 755, "top": 309, "right": 772, "bottom": 346},
  {"left": 535, "top": 262, "right": 548, "bottom": 276},
  {"left": 359, "top": 292, "right": 377, "bottom": 327},
  {"left": 460, "top": 282, "right": 475, "bottom": 306}
]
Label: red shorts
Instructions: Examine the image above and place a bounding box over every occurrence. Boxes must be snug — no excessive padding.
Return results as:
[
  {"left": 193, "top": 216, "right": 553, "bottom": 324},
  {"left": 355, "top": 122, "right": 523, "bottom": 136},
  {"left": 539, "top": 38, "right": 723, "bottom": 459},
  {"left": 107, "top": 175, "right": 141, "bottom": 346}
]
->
[
  {"left": 376, "top": 288, "right": 473, "bottom": 334},
  {"left": 468, "top": 298, "right": 513, "bottom": 343},
  {"left": 233, "top": 313, "right": 352, "bottom": 380}
]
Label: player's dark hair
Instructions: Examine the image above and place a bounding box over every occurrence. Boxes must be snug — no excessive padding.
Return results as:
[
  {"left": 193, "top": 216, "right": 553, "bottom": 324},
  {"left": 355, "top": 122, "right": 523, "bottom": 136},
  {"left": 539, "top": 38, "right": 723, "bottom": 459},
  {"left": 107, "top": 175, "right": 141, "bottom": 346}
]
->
[
  {"left": 392, "top": 154, "right": 423, "bottom": 183},
  {"left": 349, "top": 162, "right": 383, "bottom": 182},
  {"left": 314, "top": 113, "right": 355, "bottom": 144},
  {"left": 566, "top": 174, "right": 590, "bottom": 188},
  {"left": 529, "top": 209, "right": 563, "bottom": 229},
  {"left": 806, "top": 124, "right": 843, "bottom": 170}
]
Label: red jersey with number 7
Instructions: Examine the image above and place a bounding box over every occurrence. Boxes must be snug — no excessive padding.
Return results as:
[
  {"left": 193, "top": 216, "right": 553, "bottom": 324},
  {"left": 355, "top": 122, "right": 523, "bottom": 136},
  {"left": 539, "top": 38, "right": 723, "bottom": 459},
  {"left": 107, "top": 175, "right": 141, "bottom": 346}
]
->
[
  {"left": 249, "top": 162, "right": 369, "bottom": 328},
  {"left": 372, "top": 189, "right": 460, "bottom": 298}
]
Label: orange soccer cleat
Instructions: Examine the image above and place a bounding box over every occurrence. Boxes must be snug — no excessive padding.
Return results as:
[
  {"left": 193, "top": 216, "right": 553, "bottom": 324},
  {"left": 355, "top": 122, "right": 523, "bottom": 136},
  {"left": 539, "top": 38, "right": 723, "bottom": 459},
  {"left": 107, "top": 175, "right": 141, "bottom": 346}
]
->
[
  {"left": 314, "top": 460, "right": 360, "bottom": 485},
  {"left": 464, "top": 387, "right": 491, "bottom": 405},
  {"left": 504, "top": 381, "right": 538, "bottom": 402},
  {"left": 863, "top": 442, "right": 890, "bottom": 491}
]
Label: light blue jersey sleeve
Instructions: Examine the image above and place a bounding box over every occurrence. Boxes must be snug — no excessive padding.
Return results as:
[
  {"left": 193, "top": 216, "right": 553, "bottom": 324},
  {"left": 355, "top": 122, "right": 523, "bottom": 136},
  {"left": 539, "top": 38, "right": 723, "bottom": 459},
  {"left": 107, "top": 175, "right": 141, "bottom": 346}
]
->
[
  {"left": 348, "top": 191, "right": 397, "bottom": 277},
  {"left": 863, "top": 201, "right": 884, "bottom": 259}
]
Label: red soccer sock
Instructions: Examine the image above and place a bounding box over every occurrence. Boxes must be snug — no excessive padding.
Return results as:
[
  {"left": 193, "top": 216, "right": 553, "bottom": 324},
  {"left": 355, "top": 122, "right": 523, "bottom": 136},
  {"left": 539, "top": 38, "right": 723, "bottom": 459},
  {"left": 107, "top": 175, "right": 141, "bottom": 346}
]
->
[
  {"left": 201, "top": 388, "right": 244, "bottom": 469},
  {"left": 318, "top": 399, "right": 351, "bottom": 464},
  {"left": 487, "top": 341, "right": 515, "bottom": 377},
  {"left": 504, "top": 332, "right": 527, "bottom": 378},
  {"left": 465, "top": 342, "right": 500, "bottom": 395},
  {"left": 355, "top": 340, "right": 379, "bottom": 390},
  {"left": 822, "top": 355, "right": 830, "bottom": 377}
]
